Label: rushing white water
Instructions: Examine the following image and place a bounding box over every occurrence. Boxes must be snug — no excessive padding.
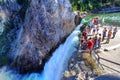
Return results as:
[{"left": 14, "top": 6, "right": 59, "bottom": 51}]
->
[{"left": 0, "top": 25, "right": 82, "bottom": 80}]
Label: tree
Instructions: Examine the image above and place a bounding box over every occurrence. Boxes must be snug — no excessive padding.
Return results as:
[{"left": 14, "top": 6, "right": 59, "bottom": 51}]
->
[{"left": 70, "top": 0, "right": 120, "bottom": 11}]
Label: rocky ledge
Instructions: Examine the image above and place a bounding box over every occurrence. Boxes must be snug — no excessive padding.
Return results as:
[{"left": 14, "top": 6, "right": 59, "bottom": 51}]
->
[{"left": 62, "top": 50, "right": 103, "bottom": 80}]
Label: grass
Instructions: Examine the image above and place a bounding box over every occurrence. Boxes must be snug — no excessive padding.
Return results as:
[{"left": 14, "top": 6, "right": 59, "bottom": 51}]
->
[{"left": 84, "top": 13, "right": 120, "bottom": 27}]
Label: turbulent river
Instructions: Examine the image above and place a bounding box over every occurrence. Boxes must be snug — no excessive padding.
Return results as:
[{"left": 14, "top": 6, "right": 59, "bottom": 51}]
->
[{"left": 0, "top": 25, "right": 81, "bottom": 80}]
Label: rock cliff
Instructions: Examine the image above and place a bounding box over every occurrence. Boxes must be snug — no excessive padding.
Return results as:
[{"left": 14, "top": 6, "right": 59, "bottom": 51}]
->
[{"left": 0, "top": 0, "right": 75, "bottom": 73}]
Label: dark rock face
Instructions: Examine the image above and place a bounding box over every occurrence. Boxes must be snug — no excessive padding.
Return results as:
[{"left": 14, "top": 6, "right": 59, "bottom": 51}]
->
[
  {"left": 0, "top": 0, "right": 23, "bottom": 66},
  {"left": 15, "top": 43, "right": 43, "bottom": 73},
  {"left": 6, "top": 0, "right": 75, "bottom": 73}
]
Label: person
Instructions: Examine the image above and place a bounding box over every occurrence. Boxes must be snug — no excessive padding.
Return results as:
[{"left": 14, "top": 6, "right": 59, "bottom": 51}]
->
[
  {"left": 89, "top": 21, "right": 93, "bottom": 31},
  {"left": 81, "top": 40, "right": 88, "bottom": 50},
  {"left": 87, "top": 37, "right": 94, "bottom": 54},
  {"left": 92, "top": 17, "right": 99, "bottom": 25},
  {"left": 96, "top": 25, "right": 100, "bottom": 34},
  {"left": 102, "top": 27, "right": 107, "bottom": 41},
  {"left": 80, "top": 36, "right": 84, "bottom": 45},
  {"left": 112, "top": 27, "right": 118, "bottom": 39},
  {"left": 93, "top": 35, "right": 99, "bottom": 49},
  {"left": 74, "top": 11, "right": 82, "bottom": 26},
  {"left": 82, "top": 29, "right": 88, "bottom": 40},
  {"left": 108, "top": 26, "right": 112, "bottom": 31},
  {"left": 95, "top": 17, "right": 99, "bottom": 24},
  {"left": 106, "top": 30, "right": 112, "bottom": 44},
  {"left": 98, "top": 34, "right": 102, "bottom": 48},
  {"left": 85, "top": 24, "right": 90, "bottom": 33},
  {"left": 92, "top": 25, "right": 97, "bottom": 35},
  {"left": 92, "top": 28, "right": 96, "bottom": 36},
  {"left": 79, "top": 35, "right": 84, "bottom": 49}
]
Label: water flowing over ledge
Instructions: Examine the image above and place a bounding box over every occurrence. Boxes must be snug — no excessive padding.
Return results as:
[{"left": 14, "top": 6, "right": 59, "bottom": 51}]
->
[{"left": 0, "top": 25, "right": 82, "bottom": 80}]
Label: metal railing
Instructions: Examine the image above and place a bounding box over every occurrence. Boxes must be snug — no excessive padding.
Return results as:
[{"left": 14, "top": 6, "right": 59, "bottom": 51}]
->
[
  {"left": 100, "top": 57, "right": 120, "bottom": 66},
  {"left": 101, "top": 64, "right": 120, "bottom": 73},
  {"left": 92, "top": 50, "right": 120, "bottom": 73}
]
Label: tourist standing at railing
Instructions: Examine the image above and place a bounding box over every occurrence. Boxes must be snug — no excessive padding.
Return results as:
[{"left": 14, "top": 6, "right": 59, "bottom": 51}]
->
[
  {"left": 108, "top": 26, "right": 113, "bottom": 31},
  {"left": 92, "top": 17, "right": 99, "bottom": 25},
  {"left": 86, "top": 24, "right": 91, "bottom": 34},
  {"left": 92, "top": 17, "right": 99, "bottom": 35},
  {"left": 112, "top": 27, "right": 118, "bottom": 39},
  {"left": 93, "top": 35, "right": 99, "bottom": 49},
  {"left": 88, "top": 22, "right": 93, "bottom": 35},
  {"left": 87, "top": 37, "right": 94, "bottom": 54},
  {"left": 102, "top": 27, "right": 107, "bottom": 41},
  {"left": 82, "top": 29, "right": 88, "bottom": 40},
  {"left": 98, "top": 34, "right": 102, "bottom": 48},
  {"left": 96, "top": 24, "right": 100, "bottom": 34},
  {"left": 81, "top": 39, "right": 88, "bottom": 50},
  {"left": 92, "top": 25, "right": 97, "bottom": 35},
  {"left": 106, "top": 30, "right": 112, "bottom": 44}
]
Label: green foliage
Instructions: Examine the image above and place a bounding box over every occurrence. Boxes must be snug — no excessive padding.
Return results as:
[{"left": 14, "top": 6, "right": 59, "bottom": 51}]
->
[
  {"left": 70, "top": 0, "right": 120, "bottom": 11},
  {"left": 114, "top": 0, "right": 120, "bottom": 6},
  {"left": 0, "top": 0, "right": 2, "bottom": 5}
]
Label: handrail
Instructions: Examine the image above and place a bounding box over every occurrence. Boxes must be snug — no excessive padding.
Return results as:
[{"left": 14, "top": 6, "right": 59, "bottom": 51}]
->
[
  {"left": 93, "top": 50, "right": 120, "bottom": 73},
  {"left": 102, "top": 64, "right": 120, "bottom": 73},
  {"left": 91, "top": 50, "right": 104, "bottom": 70},
  {"left": 100, "top": 57, "right": 120, "bottom": 66}
]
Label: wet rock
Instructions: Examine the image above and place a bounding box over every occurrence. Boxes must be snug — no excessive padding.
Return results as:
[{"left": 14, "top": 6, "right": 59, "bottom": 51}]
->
[{"left": 63, "top": 70, "right": 76, "bottom": 79}]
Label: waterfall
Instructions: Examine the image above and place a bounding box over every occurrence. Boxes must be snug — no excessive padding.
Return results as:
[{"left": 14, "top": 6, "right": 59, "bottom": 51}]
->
[{"left": 0, "top": 25, "right": 82, "bottom": 80}]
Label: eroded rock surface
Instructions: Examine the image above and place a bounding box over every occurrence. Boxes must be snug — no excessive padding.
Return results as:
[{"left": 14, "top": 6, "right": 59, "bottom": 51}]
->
[{"left": 1, "top": 0, "right": 75, "bottom": 73}]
